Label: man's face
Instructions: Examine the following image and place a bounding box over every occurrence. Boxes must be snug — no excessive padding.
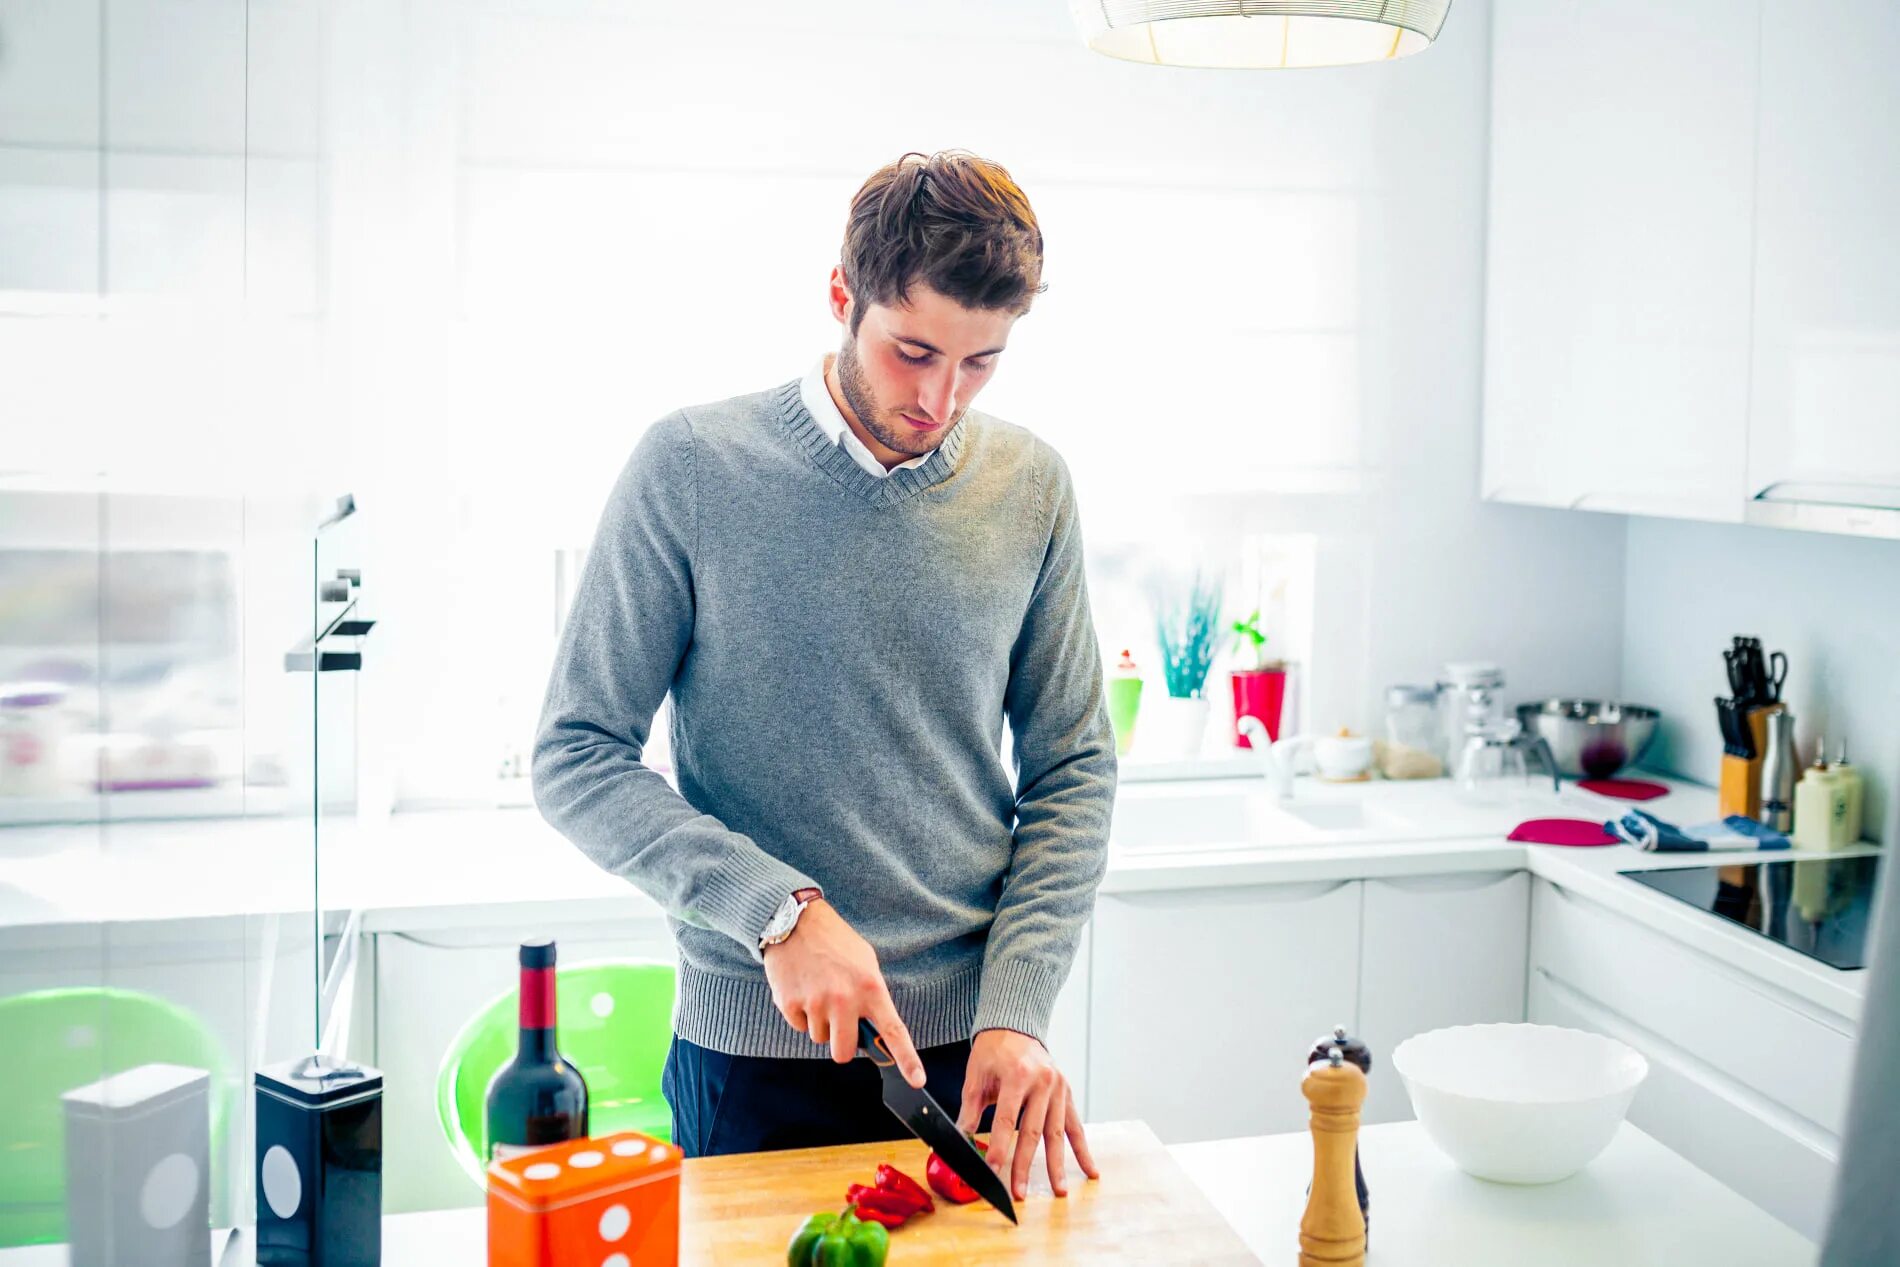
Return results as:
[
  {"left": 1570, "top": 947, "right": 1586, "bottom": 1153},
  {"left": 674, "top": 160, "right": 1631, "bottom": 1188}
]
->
[{"left": 829, "top": 268, "right": 1019, "bottom": 464}]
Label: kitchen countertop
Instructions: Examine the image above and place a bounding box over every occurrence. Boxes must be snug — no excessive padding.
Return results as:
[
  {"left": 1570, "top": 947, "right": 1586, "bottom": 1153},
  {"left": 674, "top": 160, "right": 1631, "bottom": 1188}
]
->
[
  {"left": 1171, "top": 1119, "right": 1815, "bottom": 1266},
  {"left": 0, "top": 773, "right": 1871, "bottom": 1020},
  {"left": 0, "top": 1119, "right": 1806, "bottom": 1265}
]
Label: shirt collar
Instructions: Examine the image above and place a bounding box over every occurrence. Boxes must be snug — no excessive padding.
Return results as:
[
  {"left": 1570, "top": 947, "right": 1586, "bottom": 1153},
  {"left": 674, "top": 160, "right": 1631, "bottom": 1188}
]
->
[{"left": 801, "top": 355, "right": 932, "bottom": 478}]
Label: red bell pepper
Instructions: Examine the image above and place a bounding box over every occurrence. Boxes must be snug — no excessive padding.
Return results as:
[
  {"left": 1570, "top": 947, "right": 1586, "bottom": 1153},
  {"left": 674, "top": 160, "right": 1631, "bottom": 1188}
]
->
[
  {"left": 925, "top": 1138, "right": 988, "bottom": 1205},
  {"left": 873, "top": 1164, "right": 934, "bottom": 1214}
]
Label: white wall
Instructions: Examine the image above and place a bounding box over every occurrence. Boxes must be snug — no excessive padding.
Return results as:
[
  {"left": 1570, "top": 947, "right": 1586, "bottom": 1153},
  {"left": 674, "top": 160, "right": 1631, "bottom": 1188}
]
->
[
  {"left": 338, "top": 0, "right": 1627, "bottom": 800},
  {"left": 1623, "top": 516, "right": 1900, "bottom": 844},
  {"left": 3, "top": 0, "right": 1629, "bottom": 803}
]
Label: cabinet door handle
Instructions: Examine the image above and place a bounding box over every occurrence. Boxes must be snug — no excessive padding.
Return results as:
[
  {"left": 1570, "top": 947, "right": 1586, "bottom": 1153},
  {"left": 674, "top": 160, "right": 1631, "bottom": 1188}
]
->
[
  {"left": 1752, "top": 479, "right": 1900, "bottom": 511},
  {"left": 1484, "top": 483, "right": 1576, "bottom": 506},
  {"left": 1107, "top": 879, "right": 1354, "bottom": 907},
  {"left": 1368, "top": 871, "right": 1521, "bottom": 895}
]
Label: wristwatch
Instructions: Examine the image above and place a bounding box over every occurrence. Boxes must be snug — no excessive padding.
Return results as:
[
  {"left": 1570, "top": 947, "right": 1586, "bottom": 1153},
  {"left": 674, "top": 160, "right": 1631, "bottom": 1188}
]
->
[{"left": 759, "top": 886, "right": 824, "bottom": 951}]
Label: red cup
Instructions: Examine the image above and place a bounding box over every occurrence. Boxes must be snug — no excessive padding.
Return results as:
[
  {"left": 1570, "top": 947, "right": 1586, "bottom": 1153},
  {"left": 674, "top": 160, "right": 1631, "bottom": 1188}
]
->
[{"left": 1231, "top": 668, "right": 1288, "bottom": 747}]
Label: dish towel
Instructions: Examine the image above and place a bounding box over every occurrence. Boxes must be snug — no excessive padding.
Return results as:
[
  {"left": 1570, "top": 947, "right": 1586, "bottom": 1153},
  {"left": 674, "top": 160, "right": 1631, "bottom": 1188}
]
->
[
  {"left": 1577, "top": 777, "right": 1670, "bottom": 801},
  {"left": 1509, "top": 818, "right": 1619, "bottom": 847},
  {"left": 1607, "top": 807, "right": 1791, "bottom": 852}
]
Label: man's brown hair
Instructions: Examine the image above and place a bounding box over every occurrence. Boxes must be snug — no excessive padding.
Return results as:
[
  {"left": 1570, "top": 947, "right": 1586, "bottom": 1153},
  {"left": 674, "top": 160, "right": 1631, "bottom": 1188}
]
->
[{"left": 840, "top": 150, "right": 1045, "bottom": 334}]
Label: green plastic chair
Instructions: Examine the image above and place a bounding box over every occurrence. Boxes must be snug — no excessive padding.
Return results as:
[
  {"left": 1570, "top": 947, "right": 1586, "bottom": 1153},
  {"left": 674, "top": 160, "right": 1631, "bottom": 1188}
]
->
[
  {"left": 0, "top": 987, "right": 229, "bottom": 1248},
  {"left": 435, "top": 959, "right": 676, "bottom": 1186}
]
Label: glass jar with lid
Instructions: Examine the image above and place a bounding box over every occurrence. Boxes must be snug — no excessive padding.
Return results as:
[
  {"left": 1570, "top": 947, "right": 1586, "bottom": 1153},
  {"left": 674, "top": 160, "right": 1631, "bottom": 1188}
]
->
[
  {"left": 1436, "top": 661, "right": 1506, "bottom": 769},
  {"left": 1380, "top": 684, "right": 1444, "bottom": 779}
]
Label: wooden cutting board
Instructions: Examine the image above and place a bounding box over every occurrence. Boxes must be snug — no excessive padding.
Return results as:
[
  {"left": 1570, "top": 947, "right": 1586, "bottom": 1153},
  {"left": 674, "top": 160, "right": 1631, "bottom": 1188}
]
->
[{"left": 680, "top": 1119, "right": 1258, "bottom": 1263}]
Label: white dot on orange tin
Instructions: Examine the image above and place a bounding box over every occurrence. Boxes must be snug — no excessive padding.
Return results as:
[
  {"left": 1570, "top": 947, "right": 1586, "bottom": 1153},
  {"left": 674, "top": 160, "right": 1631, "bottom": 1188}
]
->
[
  {"left": 603, "top": 1256, "right": 631, "bottom": 1267},
  {"left": 610, "top": 1140, "right": 643, "bottom": 1157},
  {"left": 590, "top": 992, "right": 615, "bottom": 1018},
  {"left": 523, "top": 1162, "right": 562, "bottom": 1181},
  {"left": 598, "top": 1204, "right": 631, "bottom": 1241},
  {"left": 648, "top": 1143, "right": 669, "bottom": 1162},
  {"left": 568, "top": 1150, "right": 605, "bottom": 1168}
]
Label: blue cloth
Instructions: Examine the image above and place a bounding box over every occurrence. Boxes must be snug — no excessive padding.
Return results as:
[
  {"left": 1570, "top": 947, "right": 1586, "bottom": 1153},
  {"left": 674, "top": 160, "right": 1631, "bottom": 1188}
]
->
[
  {"left": 1607, "top": 808, "right": 1790, "bottom": 852},
  {"left": 661, "top": 1033, "right": 989, "bottom": 1157}
]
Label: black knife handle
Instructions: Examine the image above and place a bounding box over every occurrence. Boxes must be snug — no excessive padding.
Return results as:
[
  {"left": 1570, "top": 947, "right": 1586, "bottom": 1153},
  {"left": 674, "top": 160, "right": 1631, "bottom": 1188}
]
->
[{"left": 858, "top": 1017, "right": 895, "bottom": 1068}]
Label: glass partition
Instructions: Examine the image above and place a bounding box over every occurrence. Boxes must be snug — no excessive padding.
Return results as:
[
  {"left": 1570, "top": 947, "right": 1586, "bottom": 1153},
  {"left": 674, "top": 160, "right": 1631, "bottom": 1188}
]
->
[{"left": 0, "top": 0, "right": 333, "bottom": 1258}]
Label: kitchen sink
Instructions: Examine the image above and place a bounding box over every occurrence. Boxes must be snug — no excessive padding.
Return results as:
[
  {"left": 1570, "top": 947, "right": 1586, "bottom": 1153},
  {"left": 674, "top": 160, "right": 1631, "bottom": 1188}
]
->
[
  {"left": 1110, "top": 785, "right": 1262, "bottom": 849},
  {"left": 1264, "top": 799, "right": 1417, "bottom": 834},
  {"left": 1109, "top": 779, "right": 1426, "bottom": 852}
]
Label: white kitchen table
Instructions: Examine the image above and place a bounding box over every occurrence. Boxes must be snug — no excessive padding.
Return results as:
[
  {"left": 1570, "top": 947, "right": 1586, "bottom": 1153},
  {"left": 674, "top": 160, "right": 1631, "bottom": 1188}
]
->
[
  {"left": 1172, "top": 1119, "right": 1817, "bottom": 1266},
  {"left": 0, "top": 1119, "right": 1814, "bottom": 1265}
]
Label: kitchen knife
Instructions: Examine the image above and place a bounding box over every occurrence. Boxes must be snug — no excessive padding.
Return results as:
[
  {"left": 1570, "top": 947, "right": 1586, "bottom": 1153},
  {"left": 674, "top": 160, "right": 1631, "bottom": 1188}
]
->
[{"left": 857, "top": 1018, "right": 1017, "bottom": 1225}]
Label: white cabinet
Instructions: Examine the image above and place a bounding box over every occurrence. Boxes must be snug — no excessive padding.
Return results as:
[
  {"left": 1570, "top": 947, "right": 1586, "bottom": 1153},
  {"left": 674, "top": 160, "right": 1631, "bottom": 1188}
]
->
[
  {"left": 1356, "top": 872, "right": 1529, "bottom": 1124},
  {"left": 1743, "top": 0, "right": 1900, "bottom": 540},
  {"left": 1087, "top": 880, "right": 1361, "bottom": 1144},
  {"left": 1528, "top": 879, "right": 1852, "bottom": 1240},
  {"left": 1044, "top": 920, "right": 1092, "bottom": 1120},
  {"left": 1483, "top": 0, "right": 1759, "bottom": 522}
]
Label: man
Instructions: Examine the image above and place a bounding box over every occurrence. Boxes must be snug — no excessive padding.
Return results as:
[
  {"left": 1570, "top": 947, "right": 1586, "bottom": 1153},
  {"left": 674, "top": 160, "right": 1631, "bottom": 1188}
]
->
[{"left": 533, "top": 150, "right": 1115, "bottom": 1204}]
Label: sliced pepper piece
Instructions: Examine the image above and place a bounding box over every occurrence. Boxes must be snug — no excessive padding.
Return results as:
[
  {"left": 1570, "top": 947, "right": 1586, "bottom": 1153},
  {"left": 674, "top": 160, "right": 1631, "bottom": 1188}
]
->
[
  {"left": 848, "top": 1203, "right": 908, "bottom": 1230},
  {"left": 873, "top": 1163, "right": 934, "bottom": 1213},
  {"left": 846, "top": 1183, "right": 917, "bottom": 1227},
  {"left": 926, "top": 1137, "right": 988, "bottom": 1205}
]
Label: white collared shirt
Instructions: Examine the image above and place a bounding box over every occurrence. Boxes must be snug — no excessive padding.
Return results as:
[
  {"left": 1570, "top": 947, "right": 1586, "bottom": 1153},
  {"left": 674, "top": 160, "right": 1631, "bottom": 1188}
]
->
[{"left": 801, "top": 355, "right": 932, "bottom": 480}]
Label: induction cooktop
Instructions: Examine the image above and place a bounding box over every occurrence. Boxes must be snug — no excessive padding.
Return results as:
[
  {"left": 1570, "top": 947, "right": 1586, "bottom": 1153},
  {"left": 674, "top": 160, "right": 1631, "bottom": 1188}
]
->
[{"left": 1622, "top": 854, "right": 1881, "bottom": 971}]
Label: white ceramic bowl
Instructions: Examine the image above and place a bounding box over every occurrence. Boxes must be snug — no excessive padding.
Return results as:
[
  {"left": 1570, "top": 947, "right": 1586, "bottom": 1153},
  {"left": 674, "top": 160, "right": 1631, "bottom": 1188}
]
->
[
  {"left": 1313, "top": 734, "right": 1373, "bottom": 780},
  {"left": 1391, "top": 1023, "right": 1648, "bottom": 1184}
]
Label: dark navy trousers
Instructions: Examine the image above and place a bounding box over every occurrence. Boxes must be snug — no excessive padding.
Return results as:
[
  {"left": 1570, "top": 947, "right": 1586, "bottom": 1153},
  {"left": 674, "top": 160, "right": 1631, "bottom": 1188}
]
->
[{"left": 661, "top": 1033, "right": 995, "bottom": 1158}]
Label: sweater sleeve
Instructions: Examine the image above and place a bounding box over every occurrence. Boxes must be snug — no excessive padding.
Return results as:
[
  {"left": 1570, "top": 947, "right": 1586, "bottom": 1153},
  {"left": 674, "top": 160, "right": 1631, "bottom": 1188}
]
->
[
  {"left": 973, "top": 449, "right": 1117, "bottom": 1043},
  {"left": 532, "top": 410, "right": 818, "bottom": 961}
]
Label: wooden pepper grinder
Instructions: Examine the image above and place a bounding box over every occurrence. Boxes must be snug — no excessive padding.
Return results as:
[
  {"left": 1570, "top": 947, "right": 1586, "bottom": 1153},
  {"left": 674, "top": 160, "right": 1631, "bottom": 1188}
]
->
[
  {"left": 1307, "top": 1025, "right": 1372, "bottom": 1242},
  {"left": 1300, "top": 1046, "right": 1367, "bottom": 1267}
]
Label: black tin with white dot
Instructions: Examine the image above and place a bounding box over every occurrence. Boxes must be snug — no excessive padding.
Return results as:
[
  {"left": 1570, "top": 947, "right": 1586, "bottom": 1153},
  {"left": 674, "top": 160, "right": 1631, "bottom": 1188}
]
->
[{"left": 255, "top": 1055, "right": 383, "bottom": 1267}]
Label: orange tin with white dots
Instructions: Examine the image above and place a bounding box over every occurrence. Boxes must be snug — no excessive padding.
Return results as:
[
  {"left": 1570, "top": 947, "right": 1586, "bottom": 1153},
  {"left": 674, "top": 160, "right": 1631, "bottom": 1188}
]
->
[{"left": 486, "top": 1132, "right": 681, "bottom": 1267}]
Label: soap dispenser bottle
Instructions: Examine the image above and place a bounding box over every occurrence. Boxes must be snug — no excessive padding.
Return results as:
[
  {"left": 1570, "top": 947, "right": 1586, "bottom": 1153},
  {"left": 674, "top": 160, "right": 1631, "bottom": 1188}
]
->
[{"left": 1831, "top": 738, "right": 1865, "bottom": 846}]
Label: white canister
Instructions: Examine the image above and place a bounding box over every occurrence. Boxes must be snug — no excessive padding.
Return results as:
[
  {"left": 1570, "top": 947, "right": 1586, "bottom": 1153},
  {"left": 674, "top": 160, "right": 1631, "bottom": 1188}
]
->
[{"left": 0, "top": 684, "right": 71, "bottom": 797}]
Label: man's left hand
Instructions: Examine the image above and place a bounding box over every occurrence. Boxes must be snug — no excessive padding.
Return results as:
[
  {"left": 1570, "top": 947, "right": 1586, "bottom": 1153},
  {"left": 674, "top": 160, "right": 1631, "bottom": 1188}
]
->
[{"left": 958, "top": 1028, "right": 1099, "bottom": 1201}]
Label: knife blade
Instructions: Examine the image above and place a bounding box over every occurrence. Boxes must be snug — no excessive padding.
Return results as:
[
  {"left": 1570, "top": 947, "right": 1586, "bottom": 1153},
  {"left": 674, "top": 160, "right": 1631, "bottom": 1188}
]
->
[{"left": 857, "top": 1018, "right": 1017, "bottom": 1224}]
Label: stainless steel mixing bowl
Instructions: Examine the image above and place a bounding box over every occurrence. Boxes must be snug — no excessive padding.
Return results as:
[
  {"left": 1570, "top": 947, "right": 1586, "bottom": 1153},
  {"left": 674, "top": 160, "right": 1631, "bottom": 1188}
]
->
[{"left": 1515, "top": 699, "right": 1661, "bottom": 780}]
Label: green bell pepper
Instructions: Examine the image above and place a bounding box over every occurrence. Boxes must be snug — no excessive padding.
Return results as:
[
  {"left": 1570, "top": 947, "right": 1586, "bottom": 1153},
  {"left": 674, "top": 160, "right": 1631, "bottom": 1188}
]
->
[{"left": 787, "top": 1208, "right": 891, "bottom": 1267}]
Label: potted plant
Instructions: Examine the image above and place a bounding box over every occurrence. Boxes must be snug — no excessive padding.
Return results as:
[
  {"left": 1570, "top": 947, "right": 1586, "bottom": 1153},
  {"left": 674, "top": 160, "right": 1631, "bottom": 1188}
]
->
[
  {"left": 1144, "top": 570, "right": 1223, "bottom": 759},
  {"left": 1229, "top": 608, "right": 1289, "bottom": 748}
]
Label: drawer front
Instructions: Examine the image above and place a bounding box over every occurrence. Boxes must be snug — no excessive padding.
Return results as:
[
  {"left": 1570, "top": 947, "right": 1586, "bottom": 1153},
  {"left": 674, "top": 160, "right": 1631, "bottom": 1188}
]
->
[
  {"left": 1089, "top": 881, "right": 1361, "bottom": 1144},
  {"left": 1359, "top": 871, "right": 1530, "bottom": 1124},
  {"left": 1531, "top": 879, "right": 1855, "bottom": 1137},
  {"left": 1531, "top": 970, "right": 1836, "bottom": 1240}
]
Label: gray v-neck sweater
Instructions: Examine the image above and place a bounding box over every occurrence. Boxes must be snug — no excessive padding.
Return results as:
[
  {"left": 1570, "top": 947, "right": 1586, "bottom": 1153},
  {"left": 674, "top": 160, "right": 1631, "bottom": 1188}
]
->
[{"left": 533, "top": 378, "right": 1117, "bottom": 1058}]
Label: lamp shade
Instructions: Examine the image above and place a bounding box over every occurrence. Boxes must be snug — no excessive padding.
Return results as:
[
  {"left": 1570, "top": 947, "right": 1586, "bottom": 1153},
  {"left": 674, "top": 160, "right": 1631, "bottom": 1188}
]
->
[{"left": 1070, "top": 0, "right": 1453, "bottom": 69}]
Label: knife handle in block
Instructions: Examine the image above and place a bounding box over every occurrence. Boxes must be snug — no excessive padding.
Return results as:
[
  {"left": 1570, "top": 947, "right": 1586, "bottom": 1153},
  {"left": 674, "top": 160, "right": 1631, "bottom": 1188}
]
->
[
  {"left": 1719, "top": 753, "right": 1760, "bottom": 819},
  {"left": 1300, "top": 1050, "right": 1367, "bottom": 1267}
]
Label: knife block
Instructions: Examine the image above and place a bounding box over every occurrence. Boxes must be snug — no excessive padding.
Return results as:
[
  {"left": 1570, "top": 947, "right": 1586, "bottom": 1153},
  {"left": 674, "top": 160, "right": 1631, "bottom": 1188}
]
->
[
  {"left": 1299, "top": 1049, "right": 1367, "bottom": 1267},
  {"left": 1719, "top": 704, "right": 1784, "bottom": 819},
  {"left": 1718, "top": 753, "right": 1760, "bottom": 819}
]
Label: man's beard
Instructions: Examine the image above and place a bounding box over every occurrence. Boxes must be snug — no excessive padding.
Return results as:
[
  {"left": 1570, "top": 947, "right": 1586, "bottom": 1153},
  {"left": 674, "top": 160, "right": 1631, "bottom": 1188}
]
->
[{"left": 836, "top": 338, "right": 961, "bottom": 459}]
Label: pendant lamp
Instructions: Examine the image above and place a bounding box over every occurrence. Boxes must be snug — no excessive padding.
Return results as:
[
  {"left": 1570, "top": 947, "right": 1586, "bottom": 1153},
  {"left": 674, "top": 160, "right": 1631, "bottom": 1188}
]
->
[{"left": 1070, "top": 1, "right": 1453, "bottom": 69}]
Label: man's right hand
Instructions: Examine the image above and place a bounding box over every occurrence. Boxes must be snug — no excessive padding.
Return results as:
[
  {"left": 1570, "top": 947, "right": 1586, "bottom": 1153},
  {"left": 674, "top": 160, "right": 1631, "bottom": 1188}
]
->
[{"left": 763, "top": 898, "right": 928, "bottom": 1088}]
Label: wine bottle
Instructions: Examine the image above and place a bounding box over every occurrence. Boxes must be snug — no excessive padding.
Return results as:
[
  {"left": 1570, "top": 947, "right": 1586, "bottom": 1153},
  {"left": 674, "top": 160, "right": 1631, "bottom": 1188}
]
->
[{"left": 484, "top": 938, "right": 588, "bottom": 1160}]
